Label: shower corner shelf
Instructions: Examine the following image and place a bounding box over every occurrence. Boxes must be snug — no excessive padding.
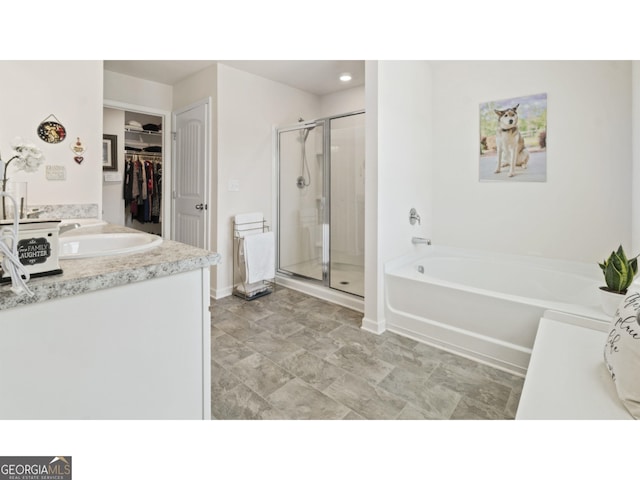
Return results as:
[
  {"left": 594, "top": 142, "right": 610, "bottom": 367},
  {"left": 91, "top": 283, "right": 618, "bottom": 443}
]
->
[{"left": 232, "top": 217, "right": 275, "bottom": 301}]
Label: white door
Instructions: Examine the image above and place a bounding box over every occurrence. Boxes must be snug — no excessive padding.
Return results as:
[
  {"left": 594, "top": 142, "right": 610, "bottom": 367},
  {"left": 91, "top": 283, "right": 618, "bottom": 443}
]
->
[{"left": 172, "top": 99, "right": 209, "bottom": 249}]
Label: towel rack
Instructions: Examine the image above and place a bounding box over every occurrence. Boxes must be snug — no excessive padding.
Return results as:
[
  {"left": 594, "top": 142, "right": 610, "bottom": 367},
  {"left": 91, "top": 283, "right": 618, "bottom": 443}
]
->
[{"left": 232, "top": 216, "right": 275, "bottom": 300}]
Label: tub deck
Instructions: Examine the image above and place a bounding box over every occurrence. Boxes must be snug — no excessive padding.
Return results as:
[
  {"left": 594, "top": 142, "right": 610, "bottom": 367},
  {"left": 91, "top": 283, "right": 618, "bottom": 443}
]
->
[{"left": 516, "top": 311, "right": 631, "bottom": 419}]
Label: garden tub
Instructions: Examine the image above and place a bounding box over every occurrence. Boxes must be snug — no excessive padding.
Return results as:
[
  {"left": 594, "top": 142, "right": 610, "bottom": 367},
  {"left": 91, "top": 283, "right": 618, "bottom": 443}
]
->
[{"left": 384, "top": 246, "right": 611, "bottom": 376}]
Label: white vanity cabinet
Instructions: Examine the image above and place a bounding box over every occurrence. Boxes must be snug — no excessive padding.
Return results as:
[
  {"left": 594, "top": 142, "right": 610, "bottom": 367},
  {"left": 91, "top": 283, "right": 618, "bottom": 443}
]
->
[{"left": 0, "top": 223, "right": 219, "bottom": 420}]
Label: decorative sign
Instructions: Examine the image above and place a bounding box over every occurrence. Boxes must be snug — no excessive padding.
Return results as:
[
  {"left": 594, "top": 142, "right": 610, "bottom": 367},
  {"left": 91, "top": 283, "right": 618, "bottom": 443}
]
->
[
  {"left": 70, "top": 137, "right": 86, "bottom": 164},
  {"left": 37, "top": 114, "right": 67, "bottom": 144},
  {"left": 46, "top": 165, "right": 67, "bottom": 181},
  {"left": 17, "top": 237, "right": 51, "bottom": 265}
]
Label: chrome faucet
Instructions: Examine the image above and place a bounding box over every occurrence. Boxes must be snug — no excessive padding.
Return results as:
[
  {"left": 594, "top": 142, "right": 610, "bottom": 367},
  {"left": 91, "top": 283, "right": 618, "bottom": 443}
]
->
[
  {"left": 59, "top": 223, "right": 81, "bottom": 235},
  {"left": 27, "top": 209, "right": 41, "bottom": 219},
  {"left": 412, "top": 237, "right": 431, "bottom": 245}
]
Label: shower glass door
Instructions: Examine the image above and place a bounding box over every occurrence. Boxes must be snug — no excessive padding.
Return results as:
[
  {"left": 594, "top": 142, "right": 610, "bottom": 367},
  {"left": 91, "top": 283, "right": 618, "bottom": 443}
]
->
[
  {"left": 329, "top": 113, "right": 365, "bottom": 296},
  {"left": 277, "top": 111, "right": 365, "bottom": 298},
  {"left": 277, "top": 121, "right": 325, "bottom": 281}
]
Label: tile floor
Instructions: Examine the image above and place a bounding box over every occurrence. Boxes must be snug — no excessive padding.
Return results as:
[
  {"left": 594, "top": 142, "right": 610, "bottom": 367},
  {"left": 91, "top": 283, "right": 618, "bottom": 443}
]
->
[{"left": 211, "top": 286, "right": 524, "bottom": 420}]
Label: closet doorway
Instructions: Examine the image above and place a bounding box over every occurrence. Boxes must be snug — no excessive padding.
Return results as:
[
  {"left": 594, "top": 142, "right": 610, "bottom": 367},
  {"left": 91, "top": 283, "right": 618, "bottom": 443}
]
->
[
  {"left": 123, "top": 111, "right": 163, "bottom": 235},
  {"left": 102, "top": 100, "right": 172, "bottom": 237}
]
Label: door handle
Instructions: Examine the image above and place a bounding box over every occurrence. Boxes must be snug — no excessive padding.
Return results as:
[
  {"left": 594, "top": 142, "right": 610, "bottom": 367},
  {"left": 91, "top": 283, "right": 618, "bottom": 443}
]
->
[{"left": 195, "top": 203, "right": 206, "bottom": 210}]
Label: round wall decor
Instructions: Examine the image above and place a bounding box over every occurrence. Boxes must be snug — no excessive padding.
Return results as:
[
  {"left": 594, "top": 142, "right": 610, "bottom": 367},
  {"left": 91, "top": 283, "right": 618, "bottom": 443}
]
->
[{"left": 37, "top": 114, "right": 67, "bottom": 144}]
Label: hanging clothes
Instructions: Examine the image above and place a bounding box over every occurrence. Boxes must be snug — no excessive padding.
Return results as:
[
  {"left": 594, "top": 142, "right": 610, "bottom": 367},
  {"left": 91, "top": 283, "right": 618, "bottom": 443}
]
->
[
  {"left": 151, "top": 162, "right": 162, "bottom": 223},
  {"left": 124, "top": 155, "right": 162, "bottom": 224},
  {"left": 123, "top": 157, "right": 134, "bottom": 204}
]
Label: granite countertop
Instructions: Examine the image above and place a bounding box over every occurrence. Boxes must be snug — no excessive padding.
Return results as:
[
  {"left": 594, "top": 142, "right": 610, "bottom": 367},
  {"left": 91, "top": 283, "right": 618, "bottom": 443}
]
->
[{"left": 0, "top": 222, "right": 221, "bottom": 311}]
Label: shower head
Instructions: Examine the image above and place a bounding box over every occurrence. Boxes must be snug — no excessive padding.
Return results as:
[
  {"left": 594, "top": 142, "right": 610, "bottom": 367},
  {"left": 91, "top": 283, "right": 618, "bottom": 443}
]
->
[
  {"left": 297, "top": 120, "right": 315, "bottom": 189},
  {"left": 298, "top": 118, "right": 316, "bottom": 130},
  {"left": 300, "top": 123, "right": 316, "bottom": 142},
  {"left": 302, "top": 127, "right": 312, "bottom": 141}
]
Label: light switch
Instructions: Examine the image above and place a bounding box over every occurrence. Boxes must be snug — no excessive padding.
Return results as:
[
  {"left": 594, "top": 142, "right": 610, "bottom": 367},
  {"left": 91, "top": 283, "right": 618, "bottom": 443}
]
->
[{"left": 228, "top": 179, "right": 240, "bottom": 191}]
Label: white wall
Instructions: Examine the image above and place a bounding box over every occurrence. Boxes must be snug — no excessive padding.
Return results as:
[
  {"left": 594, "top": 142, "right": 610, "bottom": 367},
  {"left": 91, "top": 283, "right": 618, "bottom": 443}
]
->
[
  {"left": 104, "top": 70, "right": 173, "bottom": 111},
  {"left": 320, "top": 86, "right": 365, "bottom": 118},
  {"left": 102, "top": 107, "right": 125, "bottom": 225},
  {"left": 363, "top": 61, "right": 433, "bottom": 333},
  {"left": 364, "top": 61, "right": 380, "bottom": 329},
  {"left": 0, "top": 61, "right": 103, "bottom": 210},
  {"left": 215, "top": 64, "right": 320, "bottom": 297},
  {"left": 431, "top": 61, "right": 631, "bottom": 263}
]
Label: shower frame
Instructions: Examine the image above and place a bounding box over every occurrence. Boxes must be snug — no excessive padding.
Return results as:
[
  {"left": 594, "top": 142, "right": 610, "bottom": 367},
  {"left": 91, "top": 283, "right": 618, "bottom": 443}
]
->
[{"left": 275, "top": 109, "right": 365, "bottom": 296}]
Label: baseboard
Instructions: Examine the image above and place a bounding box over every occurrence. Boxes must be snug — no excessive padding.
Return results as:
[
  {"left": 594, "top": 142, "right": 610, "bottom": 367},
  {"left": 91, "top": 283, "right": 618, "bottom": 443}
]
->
[
  {"left": 386, "top": 322, "right": 526, "bottom": 377},
  {"left": 361, "top": 315, "right": 386, "bottom": 335},
  {"left": 211, "top": 285, "right": 233, "bottom": 300}
]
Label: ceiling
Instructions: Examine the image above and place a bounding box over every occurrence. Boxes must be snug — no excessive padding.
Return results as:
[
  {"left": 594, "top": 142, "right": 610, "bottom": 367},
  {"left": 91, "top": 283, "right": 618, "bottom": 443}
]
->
[{"left": 103, "top": 60, "right": 365, "bottom": 96}]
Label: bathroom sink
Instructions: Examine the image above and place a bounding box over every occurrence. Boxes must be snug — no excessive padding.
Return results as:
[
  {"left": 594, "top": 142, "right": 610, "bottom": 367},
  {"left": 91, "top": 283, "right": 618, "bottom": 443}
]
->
[{"left": 59, "top": 233, "right": 163, "bottom": 259}]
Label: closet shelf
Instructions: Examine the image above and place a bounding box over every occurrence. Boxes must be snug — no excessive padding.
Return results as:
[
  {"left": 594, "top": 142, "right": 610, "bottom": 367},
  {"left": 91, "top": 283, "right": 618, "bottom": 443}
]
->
[
  {"left": 125, "top": 127, "right": 162, "bottom": 136},
  {"left": 125, "top": 151, "right": 162, "bottom": 158}
]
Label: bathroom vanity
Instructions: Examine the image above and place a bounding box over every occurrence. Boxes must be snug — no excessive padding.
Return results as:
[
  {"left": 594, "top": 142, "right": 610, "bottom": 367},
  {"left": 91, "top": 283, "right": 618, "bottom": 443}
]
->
[{"left": 0, "top": 222, "right": 219, "bottom": 420}]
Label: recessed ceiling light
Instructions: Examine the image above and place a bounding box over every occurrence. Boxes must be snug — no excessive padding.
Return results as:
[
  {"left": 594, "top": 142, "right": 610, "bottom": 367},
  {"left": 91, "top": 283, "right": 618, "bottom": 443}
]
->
[{"left": 339, "top": 72, "right": 352, "bottom": 82}]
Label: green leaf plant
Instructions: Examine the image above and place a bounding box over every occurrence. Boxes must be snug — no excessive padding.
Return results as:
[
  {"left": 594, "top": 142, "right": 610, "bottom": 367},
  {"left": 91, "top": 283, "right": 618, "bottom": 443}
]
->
[{"left": 599, "top": 245, "right": 639, "bottom": 294}]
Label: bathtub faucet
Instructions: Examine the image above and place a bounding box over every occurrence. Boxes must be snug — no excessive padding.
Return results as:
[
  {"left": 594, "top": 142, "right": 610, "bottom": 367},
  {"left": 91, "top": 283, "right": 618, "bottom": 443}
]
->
[
  {"left": 59, "top": 223, "right": 81, "bottom": 235},
  {"left": 412, "top": 237, "right": 431, "bottom": 245}
]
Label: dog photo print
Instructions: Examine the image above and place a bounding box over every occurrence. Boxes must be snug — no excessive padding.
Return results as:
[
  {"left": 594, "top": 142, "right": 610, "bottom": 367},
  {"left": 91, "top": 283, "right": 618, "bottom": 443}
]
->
[{"left": 479, "top": 93, "right": 547, "bottom": 182}]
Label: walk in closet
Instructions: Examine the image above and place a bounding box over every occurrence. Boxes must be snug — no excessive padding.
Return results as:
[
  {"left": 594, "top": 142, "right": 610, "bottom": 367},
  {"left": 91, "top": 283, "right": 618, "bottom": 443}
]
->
[{"left": 122, "top": 112, "right": 163, "bottom": 236}]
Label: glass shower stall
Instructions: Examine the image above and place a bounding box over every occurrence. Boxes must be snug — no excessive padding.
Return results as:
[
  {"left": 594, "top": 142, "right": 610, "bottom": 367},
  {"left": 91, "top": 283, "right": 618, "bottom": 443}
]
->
[{"left": 276, "top": 110, "right": 365, "bottom": 297}]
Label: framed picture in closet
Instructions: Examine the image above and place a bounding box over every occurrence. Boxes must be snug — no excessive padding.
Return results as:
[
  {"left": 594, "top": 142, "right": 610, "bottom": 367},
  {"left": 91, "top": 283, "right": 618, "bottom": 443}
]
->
[{"left": 102, "top": 134, "right": 117, "bottom": 171}]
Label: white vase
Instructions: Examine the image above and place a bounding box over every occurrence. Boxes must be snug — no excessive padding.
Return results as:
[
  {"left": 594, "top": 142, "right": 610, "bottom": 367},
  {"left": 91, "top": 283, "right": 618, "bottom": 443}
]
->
[
  {"left": 2, "top": 181, "right": 28, "bottom": 220},
  {"left": 599, "top": 287, "right": 624, "bottom": 316}
]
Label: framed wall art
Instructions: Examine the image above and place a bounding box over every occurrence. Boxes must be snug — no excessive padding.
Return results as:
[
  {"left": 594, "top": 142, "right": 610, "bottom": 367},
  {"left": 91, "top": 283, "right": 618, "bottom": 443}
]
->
[
  {"left": 102, "top": 134, "right": 117, "bottom": 171},
  {"left": 479, "top": 93, "right": 547, "bottom": 182}
]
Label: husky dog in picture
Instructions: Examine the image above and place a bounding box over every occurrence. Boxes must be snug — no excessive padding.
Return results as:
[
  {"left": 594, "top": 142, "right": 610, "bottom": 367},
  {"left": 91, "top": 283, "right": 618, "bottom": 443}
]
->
[{"left": 494, "top": 104, "right": 530, "bottom": 177}]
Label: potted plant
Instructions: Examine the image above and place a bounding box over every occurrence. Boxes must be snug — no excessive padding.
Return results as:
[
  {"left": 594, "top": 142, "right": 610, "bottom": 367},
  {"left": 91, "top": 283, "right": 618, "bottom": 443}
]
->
[{"left": 598, "top": 245, "right": 639, "bottom": 315}]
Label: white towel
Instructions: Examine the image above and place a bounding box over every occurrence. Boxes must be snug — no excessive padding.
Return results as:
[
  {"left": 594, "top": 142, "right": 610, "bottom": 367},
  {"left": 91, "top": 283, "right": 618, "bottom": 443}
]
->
[
  {"left": 236, "top": 281, "right": 269, "bottom": 296},
  {"left": 234, "top": 212, "right": 264, "bottom": 237},
  {"left": 243, "top": 231, "right": 275, "bottom": 283}
]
